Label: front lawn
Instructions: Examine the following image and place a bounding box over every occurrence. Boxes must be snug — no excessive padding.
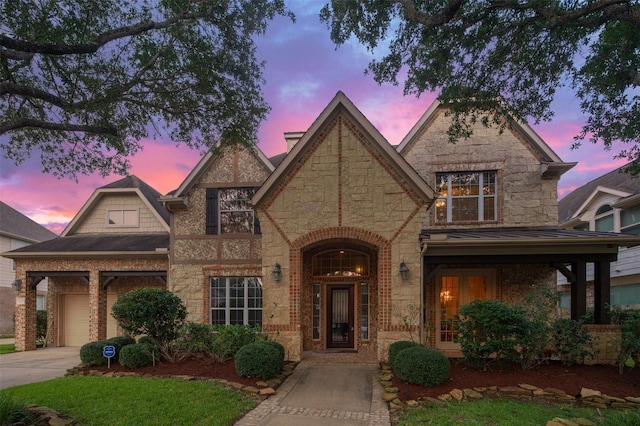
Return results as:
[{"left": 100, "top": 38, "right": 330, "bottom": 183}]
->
[
  {"left": 394, "top": 398, "right": 639, "bottom": 426},
  {"left": 1, "top": 376, "right": 259, "bottom": 425},
  {"left": 0, "top": 344, "right": 16, "bottom": 355}
]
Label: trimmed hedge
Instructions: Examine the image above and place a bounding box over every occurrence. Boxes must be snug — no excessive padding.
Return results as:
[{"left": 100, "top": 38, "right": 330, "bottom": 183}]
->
[
  {"left": 388, "top": 341, "right": 421, "bottom": 368},
  {"left": 119, "top": 343, "right": 158, "bottom": 369},
  {"left": 235, "top": 342, "right": 282, "bottom": 379},
  {"left": 79, "top": 341, "right": 109, "bottom": 366},
  {"left": 393, "top": 346, "right": 450, "bottom": 387}
]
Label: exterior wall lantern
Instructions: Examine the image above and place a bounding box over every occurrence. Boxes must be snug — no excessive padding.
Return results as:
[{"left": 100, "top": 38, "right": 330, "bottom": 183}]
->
[
  {"left": 271, "top": 263, "right": 282, "bottom": 282},
  {"left": 399, "top": 261, "right": 410, "bottom": 281},
  {"left": 11, "top": 279, "right": 22, "bottom": 291}
]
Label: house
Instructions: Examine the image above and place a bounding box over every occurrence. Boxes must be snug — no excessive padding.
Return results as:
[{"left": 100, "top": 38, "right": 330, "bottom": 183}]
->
[
  {"left": 0, "top": 202, "right": 56, "bottom": 334},
  {"left": 6, "top": 176, "right": 169, "bottom": 348},
  {"left": 558, "top": 164, "right": 640, "bottom": 312},
  {"left": 7, "top": 92, "right": 640, "bottom": 361}
]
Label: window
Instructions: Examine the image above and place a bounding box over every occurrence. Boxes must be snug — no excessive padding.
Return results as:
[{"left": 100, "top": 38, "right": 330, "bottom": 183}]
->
[
  {"left": 435, "top": 171, "right": 497, "bottom": 223},
  {"left": 594, "top": 204, "right": 614, "bottom": 232},
  {"left": 360, "top": 282, "right": 369, "bottom": 340},
  {"left": 37, "top": 295, "right": 46, "bottom": 311},
  {"left": 621, "top": 205, "right": 640, "bottom": 235},
  {"left": 206, "top": 188, "right": 260, "bottom": 234},
  {"left": 311, "top": 249, "right": 369, "bottom": 276},
  {"left": 210, "top": 277, "right": 262, "bottom": 326},
  {"left": 436, "top": 269, "right": 495, "bottom": 348},
  {"left": 107, "top": 209, "right": 138, "bottom": 226},
  {"left": 312, "top": 282, "right": 321, "bottom": 340}
]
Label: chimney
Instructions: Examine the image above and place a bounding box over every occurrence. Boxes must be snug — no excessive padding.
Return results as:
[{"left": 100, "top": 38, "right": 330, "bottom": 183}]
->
[{"left": 284, "top": 132, "right": 305, "bottom": 153}]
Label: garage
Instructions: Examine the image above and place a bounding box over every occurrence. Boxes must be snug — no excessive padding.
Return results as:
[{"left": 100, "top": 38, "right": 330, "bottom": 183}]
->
[{"left": 60, "top": 294, "right": 89, "bottom": 347}]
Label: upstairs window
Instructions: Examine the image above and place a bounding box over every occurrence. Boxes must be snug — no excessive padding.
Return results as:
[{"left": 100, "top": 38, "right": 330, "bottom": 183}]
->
[
  {"left": 107, "top": 209, "right": 138, "bottom": 226},
  {"left": 435, "top": 171, "right": 497, "bottom": 223},
  {"left": 594, "top": 204, "right": 614, "bottom": 232},
  {"left": 621, "top": 205, "right": 640, "bottom": 235},
  {"left": 206, "top": 188, "right": 260, "bottom": 234}
]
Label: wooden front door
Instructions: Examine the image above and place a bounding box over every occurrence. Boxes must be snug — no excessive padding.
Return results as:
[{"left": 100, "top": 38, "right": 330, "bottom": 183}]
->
[{"left": 326, "top": 284, "right": 354, "bottom": 348}]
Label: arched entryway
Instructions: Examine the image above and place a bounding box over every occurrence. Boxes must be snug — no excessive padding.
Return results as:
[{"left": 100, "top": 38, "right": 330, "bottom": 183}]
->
[{"left": 300, "top": 240, "right": 378, "bottom": 353}]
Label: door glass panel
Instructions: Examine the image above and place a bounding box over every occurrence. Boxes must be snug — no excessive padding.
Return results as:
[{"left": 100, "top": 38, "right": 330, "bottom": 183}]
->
[
  {"left": 331, "top": 289, "right": 349, "bottom": 343},
  {"left": 467, "top": 276, "right": 487, "bottom": 301},
  {"left": 439, "top": 277, "right": 459, "bottom": 343},
  {"left": 313, "top": 282, "right": 321, "bottom": 340}
]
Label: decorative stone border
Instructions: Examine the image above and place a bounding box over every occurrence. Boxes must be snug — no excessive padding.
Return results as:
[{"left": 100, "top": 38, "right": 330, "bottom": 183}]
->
[
  {"left": 65, "top": 362, "right": 297, "bottom": 397},
  {"left": 379, "top": 364, "right": 640, "bottom": 413}
]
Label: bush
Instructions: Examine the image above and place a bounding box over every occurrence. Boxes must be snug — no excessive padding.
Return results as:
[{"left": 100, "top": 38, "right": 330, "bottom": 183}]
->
[
  {"left": 456, "top": 299, "right": 532, "bottom": 369},
  {"left": 210, "top": 324, "right": 261, "bottom": 361},
  {"left": 255, "top": 340, "right": 285, "bottom": 364},
  {"left": 388, "top": 341, "right": 421, "bottom": 368},
  {"left": 138, "top": 336, "right": 155, "bottom": 345},
  {"left": 392, "top": 346, "right": 450, "bottom": 386},
  {"left": 119, "top": 343, "right": 158, "bottom": 369},
  {"left": 111, "top": 288, "right": 187, "bottom": 347},
  {"left": 551, "top": 317, "right": 598, "bottom": 365},
  {"left": 36, "top": 310, "right": 47, "bottom": 343},
  {"left": 235, "top": 342, "right": 282, "bottom": 379},
  {"left": 175, "top": 322, "right": 216, "bottom": 355},
  {"left": 610, "top": 307, "right": 640, "bottom": 374},
  {"left": 79, "top": 341, "right": 109, "bottom": 366},
  {"left": 106, "top": 335, "right": 136, "bottom": 353}
]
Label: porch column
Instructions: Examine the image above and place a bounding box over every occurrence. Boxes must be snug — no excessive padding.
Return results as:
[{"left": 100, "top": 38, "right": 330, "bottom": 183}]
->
[
  {"left": 570, "top": 261, "right": 587, "bottom": 320},
  {"left": 593, "top": 260, "right": 611, "bottom": 324},
  {"left": 14, "top": 272, "right": 36, "bottom": 351},
  {"left": 88, "top": 270, "right": 107, "bottom": 342}
]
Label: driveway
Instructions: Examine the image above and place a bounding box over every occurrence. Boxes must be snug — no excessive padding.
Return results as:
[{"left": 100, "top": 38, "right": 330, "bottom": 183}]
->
[{"left": 0, "top": 345, "right": 81, "bottom": 389}]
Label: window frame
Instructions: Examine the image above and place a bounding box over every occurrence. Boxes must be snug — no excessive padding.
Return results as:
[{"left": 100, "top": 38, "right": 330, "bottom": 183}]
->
[
  {"left": 106, "top": 208, "right": 139, "bottom": 227},
  {"left": 206, "top": 187, "right": 261, "bottom": 235},
  {"left": 210, "top": 276, "right": 263, "bottom": 327},
  {"left": 435, "top": 171, "right": 497, "bottom": 224}
]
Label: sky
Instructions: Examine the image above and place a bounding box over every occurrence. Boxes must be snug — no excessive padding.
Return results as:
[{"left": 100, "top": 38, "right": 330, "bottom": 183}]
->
[{"left": 0, "top": 1, "right": 628, "bottom": 235}]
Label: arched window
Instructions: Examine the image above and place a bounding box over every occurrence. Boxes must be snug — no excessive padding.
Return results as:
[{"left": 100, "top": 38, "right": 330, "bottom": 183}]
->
[
  {"left": 311, "top": 249, "right": 369, "bottom": 277},
  {"left": 595, "top": 204, "right": 614, "bottom": 232}
]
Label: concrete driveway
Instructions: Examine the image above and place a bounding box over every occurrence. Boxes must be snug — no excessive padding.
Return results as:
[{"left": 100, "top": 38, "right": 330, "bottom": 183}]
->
[{"left": 0, "top": 345, "right": 80, "bottom": 389}]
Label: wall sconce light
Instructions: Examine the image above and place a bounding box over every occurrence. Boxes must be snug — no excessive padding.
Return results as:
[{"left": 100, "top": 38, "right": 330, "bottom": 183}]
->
[
  {"left": 399, "top": 261, "right": 410, "bottom": 281},
  {"left": 271, "top": 263, "right": 282, "bottom": 282},
  {"left": 11, "top": 279, "right": 22, "bottom": 291}
]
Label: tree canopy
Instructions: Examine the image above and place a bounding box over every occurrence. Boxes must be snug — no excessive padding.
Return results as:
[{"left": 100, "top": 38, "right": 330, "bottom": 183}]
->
[
  {"left": 1, "top": 0, "right": 293, "bottom": 178},
  {"left": 320, "top": 0, "right": 640, "bottom": 174}
]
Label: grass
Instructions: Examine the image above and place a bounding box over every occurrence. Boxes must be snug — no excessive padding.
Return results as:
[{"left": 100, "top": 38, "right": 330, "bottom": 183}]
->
[
  {"left": 0, "top": 344, "right": 16, "bottom": 355},
  {"left": 394, "top": 398, "right": 639, "bottom": 426},
  {"left": 1, "top": 376, "right": 259, "bottom": 425}
]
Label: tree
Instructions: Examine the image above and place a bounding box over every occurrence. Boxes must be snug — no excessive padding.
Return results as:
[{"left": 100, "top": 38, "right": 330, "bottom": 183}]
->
[
  {"left": 1, "top": 0, "right": 293, "bottom": 178},
  {"left": 320, "top": 0, "right": 640, "bottom": 174},
  {"left": 111, "top": 288, "right": 187, "bottom": 346}
]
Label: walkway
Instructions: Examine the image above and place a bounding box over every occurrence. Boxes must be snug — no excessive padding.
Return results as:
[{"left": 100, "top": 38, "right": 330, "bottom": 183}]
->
[{"left": 235, "top": 351, "right": 390, "bottom": 426}]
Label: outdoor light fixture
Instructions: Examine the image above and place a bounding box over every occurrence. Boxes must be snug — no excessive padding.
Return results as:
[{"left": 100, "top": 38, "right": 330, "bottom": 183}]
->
[
  {"left": 399, "top": 261, "right": 410, "bottom": 281},
  {"left": 271, "top": 263, "right": 282, "bottom": 282},
  {"left": 11, "top": 279, "right": 22, "bottom": 291}
]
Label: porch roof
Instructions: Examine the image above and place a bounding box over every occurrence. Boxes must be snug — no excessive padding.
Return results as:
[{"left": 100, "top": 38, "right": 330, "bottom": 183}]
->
[
  {"left": 420, "top": 226, "right": 640, "bottom": 258},
  {"left": 3, "top": 233, "right": 169, "bottom": 258}
]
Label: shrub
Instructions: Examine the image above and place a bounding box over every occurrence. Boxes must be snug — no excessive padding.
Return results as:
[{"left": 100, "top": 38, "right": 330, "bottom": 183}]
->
[
  {"left": 255, "top": 340, "right": 285, "bottom": 364},
  {"left": 210, "top": 324, "right": 261, "bottom": 361},
  {"left": 106, "top": 335, "right": 136, "bottom": 354},
  {"left": 0, "top": 393, "right": 35, "bottom": 425},
  {"left": 79, "top": 341, "right": 109, "bottom": 366},
  {"left": 388, "top": 341, "right": 421, "bottom": 368},
  {"left": 111, "top": 288, "right": 187, "bottom": 347},
  {"left": 36, "top": 310, "right": 47, "bottom": 343},
  {"left": 175, "top": 322, "right": 216, "bottom": 355},
  {"left": 392, "top": 346, "right": 450, "bottom": 386},
  {"left": 119, "top": 343, "right": 158, "bottom": 369},
  {"left": 235, "top": 342, "right": 282, "bottom": 379},
  {"left": 610, "top": 307, "right": 640, "bottom": 374},
  {"left": 456, "top": 299, "right": 529, "bottom": 369},
  {"left": 138, "top": 336, "right": 155, "bottom": 345},
  {"left": 551, "top": 317, "right": 598, "bottom": 365}
]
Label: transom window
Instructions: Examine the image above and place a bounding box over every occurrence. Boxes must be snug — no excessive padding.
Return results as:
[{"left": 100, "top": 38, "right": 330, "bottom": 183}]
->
[
  {"left": 107, "top": 209, "right": 138, "bottom": 226},
  {"left": 210, "top": 277, "right": 262, "bottom": 326},
  {"left": 312, "top": 249, "right": 369, "bottom": 277},
  {"left": 435, "top": 171, "right": 497, "bottom": 223},
  {"left": 206, "top": 188, "right": 260, "bottom": 234}
]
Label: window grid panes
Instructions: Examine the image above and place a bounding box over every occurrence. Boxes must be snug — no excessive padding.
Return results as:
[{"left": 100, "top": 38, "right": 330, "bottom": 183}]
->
[
  {"left": 219, "top": 188, "right": 255, "bottom": 233},
  {"left": 210, "top": 277, "right": 262, "bottom": 326},
  {"left": 312, "top": 250, "right": 369, "bottom": 277},
  {"left": 312, "top": 283, "right": 321, "bottom": 340},
  {"left": 107, "top": 209, "right": 138, "bottom": 226},
  {"left": 435, "top": 171, "right": 497, "bottom": 223},
  {"left": 360, "top": 282, "right": 369, "bottom": 340},
  {"left": 621, "top": 205, "right": 640, "bottom": 235}
]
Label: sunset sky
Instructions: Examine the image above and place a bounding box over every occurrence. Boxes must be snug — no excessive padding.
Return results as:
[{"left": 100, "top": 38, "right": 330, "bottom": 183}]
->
[{"left": 0, "top": 1, "right": 626, "bottom": 235}]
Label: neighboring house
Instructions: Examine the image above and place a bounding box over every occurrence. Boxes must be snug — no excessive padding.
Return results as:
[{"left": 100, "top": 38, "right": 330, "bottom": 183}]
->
[
  {"left": 0, "top": 201, "right": 56, "bottom": 334},
  {"left": 7, "top": 92, "right": 640, "bottom": 361},
  {"left": 6, "top": 176, "right": 169, "bottom": 348},
  {"left": 558, "top": 164, "right": 640, "bottom": 312}
]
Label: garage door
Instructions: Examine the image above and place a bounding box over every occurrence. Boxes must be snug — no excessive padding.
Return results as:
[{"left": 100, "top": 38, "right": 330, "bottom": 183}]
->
[{"left": 62, "top": 294, "right": 89, "bottom": 347}]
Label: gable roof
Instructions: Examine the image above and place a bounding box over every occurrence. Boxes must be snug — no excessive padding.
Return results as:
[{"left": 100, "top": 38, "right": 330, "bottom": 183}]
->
[
  {"left": 62, "top": 175, "right": 169, "bottom": 236},
  {"left": 0, "top": 201, "right": 57, "bottom": 243},
  {"left": 397, "top": 99, "right": 576, "bottom": 178},
  {"left": 252, "top": 91, "right": 435, "bottom": 207},
  {"left": 558, "top": 164, "right": 640, "bottom": 224}
]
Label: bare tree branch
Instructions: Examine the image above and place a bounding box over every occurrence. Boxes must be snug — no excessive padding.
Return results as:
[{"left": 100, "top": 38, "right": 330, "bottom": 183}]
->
[{"left": 0, "top": 117, "right": 118, "bottom": 135}]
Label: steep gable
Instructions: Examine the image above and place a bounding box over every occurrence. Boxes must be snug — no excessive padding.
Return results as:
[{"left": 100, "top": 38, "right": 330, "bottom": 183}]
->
[{"left": 0, "top": 202, "right": 57, "bottom": 242}]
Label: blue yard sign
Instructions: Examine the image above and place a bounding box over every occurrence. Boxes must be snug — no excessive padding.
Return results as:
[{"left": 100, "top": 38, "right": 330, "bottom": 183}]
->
[{"left": 103, "top": 345, "right": 116, "bottom": 368}]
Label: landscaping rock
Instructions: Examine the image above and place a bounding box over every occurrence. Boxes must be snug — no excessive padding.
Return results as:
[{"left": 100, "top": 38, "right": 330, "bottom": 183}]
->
[
  {"left": 450, "top": 388, "right": 464, "bottom": 402},
  {"left": 463, "top": 388, "right": 484, "bottom": 399},
  {"left": 259, "top": 387, "right": 276, "bottom": 396},
  {"left": 579, "top": 388, "right": 601, "bottom": 398}
]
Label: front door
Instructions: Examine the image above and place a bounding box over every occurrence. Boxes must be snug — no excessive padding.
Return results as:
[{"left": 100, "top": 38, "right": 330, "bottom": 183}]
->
[{"left": 326, "top": 284, "right": 354, "bottom": 348}]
